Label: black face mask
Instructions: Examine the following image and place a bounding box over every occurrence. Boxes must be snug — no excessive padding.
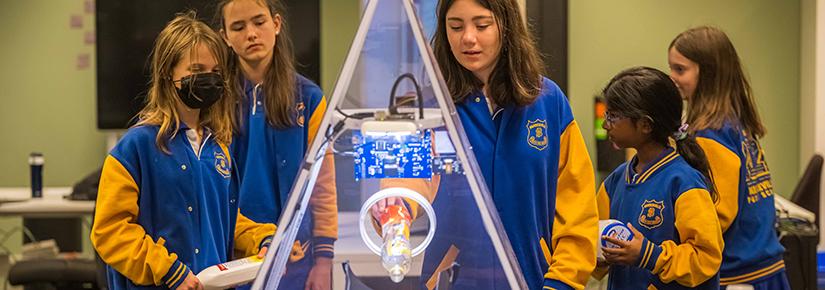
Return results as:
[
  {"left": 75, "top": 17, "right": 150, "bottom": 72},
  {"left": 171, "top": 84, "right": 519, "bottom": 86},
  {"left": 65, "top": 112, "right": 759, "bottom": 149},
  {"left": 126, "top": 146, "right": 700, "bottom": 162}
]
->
[{"left": 175, "top": 72, "right": 224, "bottom": 109}]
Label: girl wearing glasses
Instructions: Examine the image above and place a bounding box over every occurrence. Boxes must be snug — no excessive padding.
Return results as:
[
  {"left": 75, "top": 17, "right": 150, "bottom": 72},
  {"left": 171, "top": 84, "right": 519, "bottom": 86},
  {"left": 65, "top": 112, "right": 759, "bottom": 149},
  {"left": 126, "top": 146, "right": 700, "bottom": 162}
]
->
[{"left": 596, "top": 67, "right": 723, "bottom": 290}]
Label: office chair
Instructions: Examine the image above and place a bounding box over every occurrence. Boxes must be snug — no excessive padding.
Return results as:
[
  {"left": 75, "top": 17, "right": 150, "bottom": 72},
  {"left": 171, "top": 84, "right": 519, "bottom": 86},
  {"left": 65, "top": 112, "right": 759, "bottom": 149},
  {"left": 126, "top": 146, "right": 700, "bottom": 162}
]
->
[
  {"left": 8, "top": 208, "right": 105, "bottom": 290},
  {"left": 782, "top": 154, "right": 823, "bottom": 290},
  {"left": 790, "top": 154, "right": 823, "bottom": 222},
  {"left": 8, "top": 258, "right": 98, "bottom": 290}
]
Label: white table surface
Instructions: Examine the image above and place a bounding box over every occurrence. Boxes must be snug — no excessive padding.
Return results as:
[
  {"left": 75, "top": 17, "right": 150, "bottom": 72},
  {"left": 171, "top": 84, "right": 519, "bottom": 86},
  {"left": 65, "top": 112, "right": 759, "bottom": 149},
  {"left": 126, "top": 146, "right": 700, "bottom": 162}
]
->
[{"left": 0, "top": 187, "right": 94, "bottom": 217}]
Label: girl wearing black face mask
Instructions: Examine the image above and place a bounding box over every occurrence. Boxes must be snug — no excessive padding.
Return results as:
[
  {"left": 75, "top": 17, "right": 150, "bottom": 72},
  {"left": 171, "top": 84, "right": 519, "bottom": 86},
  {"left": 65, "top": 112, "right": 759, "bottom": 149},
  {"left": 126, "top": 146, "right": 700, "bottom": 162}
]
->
[
  {"left": 91, "top": 12, "right": 275, "bottom": 290},
  {"left": 174, "top": 71, "right": 225, "bottom": 110}
]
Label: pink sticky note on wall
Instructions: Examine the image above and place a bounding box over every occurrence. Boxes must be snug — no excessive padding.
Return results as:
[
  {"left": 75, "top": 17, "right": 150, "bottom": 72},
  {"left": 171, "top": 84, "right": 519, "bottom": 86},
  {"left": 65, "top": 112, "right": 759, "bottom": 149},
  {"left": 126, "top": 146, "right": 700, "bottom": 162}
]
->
[
  {"left": 70, "top": 14, "right": 83, "bottom": 29},
  {"left": 85, "top": 31, "right": 95, "bottom": 45},
  {"left": 85, "top": 0, "right": 95, "bottom": 14},
  {"left": 77, "top": 54, "right": 90, "bottom": 70}
]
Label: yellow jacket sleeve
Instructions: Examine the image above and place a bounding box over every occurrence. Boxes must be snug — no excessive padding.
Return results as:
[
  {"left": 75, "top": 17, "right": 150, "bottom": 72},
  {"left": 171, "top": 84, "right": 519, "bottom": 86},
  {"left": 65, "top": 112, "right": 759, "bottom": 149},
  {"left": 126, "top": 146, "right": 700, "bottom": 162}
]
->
[
  {"left": 696, "top": 137, "right": 741, "bottom": 233},
  {"left": 233, "top": 211, "right": 277, "bottom": 257},
  {"left": 91, "top": 155, "right": 190, "bottom": 289},
  {"left": 639, "top": 188, "right": 723, "bottom": 287},
  {"left": 596, "top": 182, "right": 611, "bottom": 220},
  {"left": 590, "top": 182, "right": 611, "bottom": 280},
  {"left": 544, "top": 120, "right": 599, "bottom": 290},
  {"left": 306, "top": 96, "right": 338, "bottom": 258}
]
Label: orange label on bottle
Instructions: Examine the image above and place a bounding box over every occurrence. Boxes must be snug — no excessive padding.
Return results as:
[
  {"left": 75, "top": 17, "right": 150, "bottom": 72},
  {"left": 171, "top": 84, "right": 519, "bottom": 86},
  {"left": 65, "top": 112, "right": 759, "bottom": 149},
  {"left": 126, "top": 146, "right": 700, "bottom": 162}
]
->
[{"left": 380, "top": 205, "right": 411, "bottom": 225}]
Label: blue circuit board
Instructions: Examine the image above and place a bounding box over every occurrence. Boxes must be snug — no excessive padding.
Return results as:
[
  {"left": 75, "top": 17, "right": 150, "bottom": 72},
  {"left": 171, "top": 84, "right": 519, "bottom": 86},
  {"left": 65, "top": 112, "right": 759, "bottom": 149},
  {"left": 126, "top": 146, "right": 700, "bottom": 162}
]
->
[{"left": 353, "top": 130, "right": 432, "bottom": 180}]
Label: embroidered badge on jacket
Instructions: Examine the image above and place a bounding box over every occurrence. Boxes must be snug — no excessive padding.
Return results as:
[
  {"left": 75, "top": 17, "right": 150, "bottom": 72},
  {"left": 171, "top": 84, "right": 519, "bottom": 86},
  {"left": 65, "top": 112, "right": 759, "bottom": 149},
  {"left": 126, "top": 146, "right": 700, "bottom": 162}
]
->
[
  {"left": 214, "top": 151, "right": 231, "bottom": 178},
  {"left": 526, "top": 119, "right": 548, "bottom": 151},
  {"left": 639, "top": 199, "right": 664, "bottom": 229}
]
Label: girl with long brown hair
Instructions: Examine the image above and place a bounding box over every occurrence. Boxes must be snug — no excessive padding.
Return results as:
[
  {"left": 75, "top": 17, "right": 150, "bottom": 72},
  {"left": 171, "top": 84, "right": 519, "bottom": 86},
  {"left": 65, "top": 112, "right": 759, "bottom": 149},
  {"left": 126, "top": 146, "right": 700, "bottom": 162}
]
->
[
  {"left": 382, "top": 0, "right": 599, "bottom": 289},
  {"left": 669, "top": 26, "right": 790, "bottom": 289},
  {"left": 216, "top": 0, "right": 337, "bottom": 289}
]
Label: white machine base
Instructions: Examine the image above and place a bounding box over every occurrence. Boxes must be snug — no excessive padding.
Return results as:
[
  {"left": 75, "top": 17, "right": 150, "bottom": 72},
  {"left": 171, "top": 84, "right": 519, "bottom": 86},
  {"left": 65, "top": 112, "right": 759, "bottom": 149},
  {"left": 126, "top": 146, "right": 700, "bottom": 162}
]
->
[{"left": 197, "top": 256, "right": 263, "bottom": 290}]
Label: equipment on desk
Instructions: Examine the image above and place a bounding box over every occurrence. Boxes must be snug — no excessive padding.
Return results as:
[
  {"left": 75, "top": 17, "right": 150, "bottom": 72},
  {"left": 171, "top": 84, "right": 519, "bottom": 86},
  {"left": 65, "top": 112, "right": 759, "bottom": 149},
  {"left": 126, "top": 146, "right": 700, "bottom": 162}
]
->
[
  {"left": 68, "top": 167, "right": 102, "bottom": 201},
  {"left": 197, "top": 256, "right": 264, "bottom": 290},
  {"left": 776, "top": 195, "right": 816, "bottom": 224}
]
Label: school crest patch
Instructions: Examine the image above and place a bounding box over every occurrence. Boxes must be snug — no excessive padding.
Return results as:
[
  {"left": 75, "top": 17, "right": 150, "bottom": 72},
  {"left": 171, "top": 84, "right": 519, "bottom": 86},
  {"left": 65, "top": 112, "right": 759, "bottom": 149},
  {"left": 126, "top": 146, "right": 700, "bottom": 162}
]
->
[
  {"left": 214, "top": 151, "right": 231, "bottom": 178},
  {"left": 526, "top": 119, "right": 548, "bottom": 151},
  {"left": 638, "top": 199, "right": 664, "bottom": 229}
]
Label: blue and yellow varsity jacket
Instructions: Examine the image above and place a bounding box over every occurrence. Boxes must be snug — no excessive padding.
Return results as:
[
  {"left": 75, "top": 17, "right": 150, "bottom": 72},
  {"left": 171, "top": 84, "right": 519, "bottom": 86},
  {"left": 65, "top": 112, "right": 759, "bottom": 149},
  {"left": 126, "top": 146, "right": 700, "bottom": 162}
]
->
[
  {"left": 91, "top": 125, "right": 275, "bottom": 290},
  {"left": 596, "top": 148, "right": 724, "bottom": 290},
  {"left": 232, "top": 74, "right": 338, "bottom": 262},
  {"left": 385, "top": 78, "right": 598, "bottom": 290},
  {"left": 695, "top": 123, "right": 785, "bottom": 285}
]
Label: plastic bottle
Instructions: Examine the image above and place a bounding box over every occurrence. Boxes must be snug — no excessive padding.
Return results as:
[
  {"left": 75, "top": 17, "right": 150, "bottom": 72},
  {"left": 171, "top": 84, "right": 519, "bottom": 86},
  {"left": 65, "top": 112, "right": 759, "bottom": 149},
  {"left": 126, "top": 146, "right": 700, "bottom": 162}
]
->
[
  {"left": 196, "top": 255, "right": 263, "bottom": 290},
  {"left": 379, "top": 204, "right": 412, "bottom": 283},
  {"left": 29, "top": 152, "right": 44, "bottom": 198}
]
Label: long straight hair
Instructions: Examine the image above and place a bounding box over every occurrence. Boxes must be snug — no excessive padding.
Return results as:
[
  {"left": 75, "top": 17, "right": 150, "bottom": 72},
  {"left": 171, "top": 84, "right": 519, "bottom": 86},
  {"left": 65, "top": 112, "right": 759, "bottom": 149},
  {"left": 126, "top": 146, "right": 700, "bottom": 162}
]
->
[
  {"left": 670, "top": 26, "right": 766, "bottom": 138},
  {"left": 217, "top": 0, "right": 298, "bottom": 129},
  {"left": 137, "top": 11, "right": 235, "bottom": 153},
  {"left": 603, "top": 67, "right": 717, "bottom": 200},
  {"left": 432, "top": 0, "right": 545, "bottom": 106}
]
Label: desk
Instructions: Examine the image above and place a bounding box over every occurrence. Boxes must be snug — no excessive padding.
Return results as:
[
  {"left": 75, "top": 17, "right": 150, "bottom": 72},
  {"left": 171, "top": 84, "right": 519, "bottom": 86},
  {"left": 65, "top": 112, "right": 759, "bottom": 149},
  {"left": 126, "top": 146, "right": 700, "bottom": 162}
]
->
[
  {"left": 0, "top": 187, "right": 94, "bottom": 218},
  {"left": 0, "top": 187, "right": 94, "bottom": 253}
]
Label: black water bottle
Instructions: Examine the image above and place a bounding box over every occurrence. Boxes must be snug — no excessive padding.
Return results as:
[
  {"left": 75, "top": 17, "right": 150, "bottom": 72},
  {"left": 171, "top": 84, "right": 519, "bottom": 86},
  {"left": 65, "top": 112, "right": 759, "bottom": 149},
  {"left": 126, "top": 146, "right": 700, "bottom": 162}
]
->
[{"left": 29, "top": 152, "right": 43, "bottom": 198}]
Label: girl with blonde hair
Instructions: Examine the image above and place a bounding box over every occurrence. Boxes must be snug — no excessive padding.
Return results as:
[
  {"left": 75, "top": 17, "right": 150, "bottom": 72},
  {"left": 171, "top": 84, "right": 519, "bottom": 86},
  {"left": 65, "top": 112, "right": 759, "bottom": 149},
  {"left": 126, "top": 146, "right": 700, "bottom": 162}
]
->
[{"left": 91, "top": 12, "right": 274, "bottom": 290}]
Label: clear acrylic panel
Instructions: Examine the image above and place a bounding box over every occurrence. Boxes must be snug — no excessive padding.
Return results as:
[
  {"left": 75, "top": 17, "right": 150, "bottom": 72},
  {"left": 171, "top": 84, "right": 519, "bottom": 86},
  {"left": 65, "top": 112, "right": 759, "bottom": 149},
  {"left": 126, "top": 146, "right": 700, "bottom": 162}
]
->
[{"left": 251, "top": 0, "right": 526, "bottom": 289}]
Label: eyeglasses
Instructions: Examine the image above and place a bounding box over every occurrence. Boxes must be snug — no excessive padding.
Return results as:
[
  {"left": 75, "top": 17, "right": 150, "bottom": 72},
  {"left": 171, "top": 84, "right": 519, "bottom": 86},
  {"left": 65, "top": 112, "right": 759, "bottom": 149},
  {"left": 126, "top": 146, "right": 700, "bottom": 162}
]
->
[
  {"left": 604, "top": 111, "right": 655, "bottom": 126},
  {"left": 604, "top": 111, "right": 626, "bottom": 125}
]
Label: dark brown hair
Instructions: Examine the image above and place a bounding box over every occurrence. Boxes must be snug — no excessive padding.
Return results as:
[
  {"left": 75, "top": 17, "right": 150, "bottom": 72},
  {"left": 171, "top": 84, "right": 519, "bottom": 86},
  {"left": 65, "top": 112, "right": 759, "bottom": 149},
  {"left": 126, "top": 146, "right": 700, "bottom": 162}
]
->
[
  {"left": 603, "top": 67, "right": 717, "bottom": 200},
  {"left": 433, "top": 0, "right": 545, "bottom": 107}
]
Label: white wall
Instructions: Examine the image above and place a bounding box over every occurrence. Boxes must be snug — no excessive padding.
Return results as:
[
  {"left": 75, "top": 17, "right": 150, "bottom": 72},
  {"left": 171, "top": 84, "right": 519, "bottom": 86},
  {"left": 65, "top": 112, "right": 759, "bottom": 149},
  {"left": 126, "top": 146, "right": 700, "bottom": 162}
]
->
[{"left": 813, "top": 0, "right": 825, "bottom": 249}]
